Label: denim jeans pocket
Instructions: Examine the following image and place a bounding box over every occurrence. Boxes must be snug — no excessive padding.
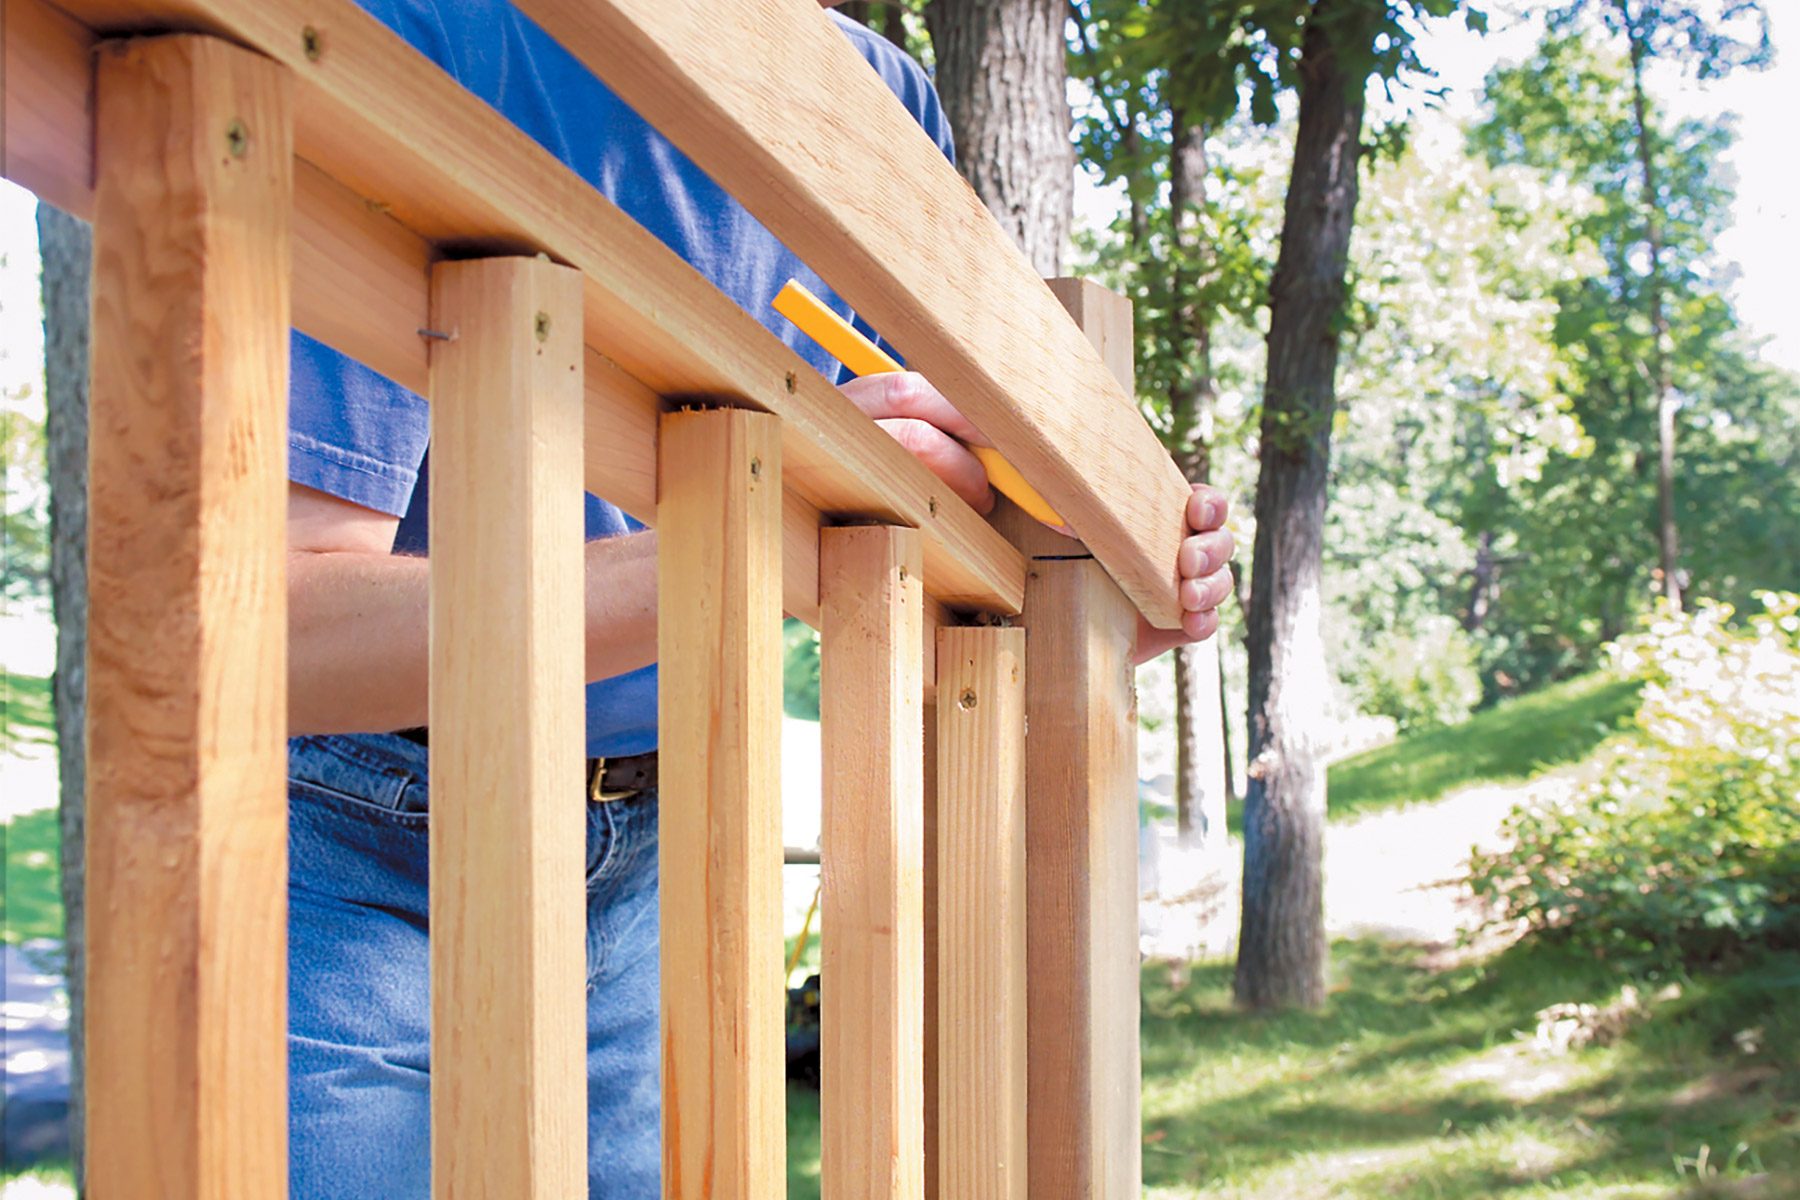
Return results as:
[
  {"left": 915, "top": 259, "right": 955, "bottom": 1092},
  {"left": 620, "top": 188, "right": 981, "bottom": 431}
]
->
[{"left": 288, "top": 734, "right": 430, "bottom": 826}]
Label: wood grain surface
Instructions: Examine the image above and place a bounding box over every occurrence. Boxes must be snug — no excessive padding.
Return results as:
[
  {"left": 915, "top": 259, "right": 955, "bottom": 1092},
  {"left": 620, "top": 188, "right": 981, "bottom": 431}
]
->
[
  {"left": 84, "top": 34, "right": 291, "bottom": 1200},
  {"left": 935, "top": 625, "right": 1029, "bottom": 1200},
  {"left": 427, "top": 257, "right": 587, "bottom": 1200},
  {"left": 658, "top": 408, "right": 787, "bottom": 1199},
  {"left": 820, "top": 525, "right": 926, "bottom": 1199}
]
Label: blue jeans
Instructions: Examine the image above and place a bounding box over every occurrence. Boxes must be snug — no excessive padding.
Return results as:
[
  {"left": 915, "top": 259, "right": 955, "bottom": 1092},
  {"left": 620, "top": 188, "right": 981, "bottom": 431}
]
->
[{"left": 287, "top": 733, "right": 660, "bottom": 1198}]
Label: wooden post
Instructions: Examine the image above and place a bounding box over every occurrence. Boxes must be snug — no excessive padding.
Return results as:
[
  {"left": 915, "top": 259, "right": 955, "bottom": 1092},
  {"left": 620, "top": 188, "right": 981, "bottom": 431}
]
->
[
  {"left": 1003, "top": 279, "right": 1144, "bottom": 1198},
  {"left": 935, "top": 626, "right": 1028, "bottom": 1200},
  {"left": 428, "top": 257, "right": 588, "bottom": 1198},
  {"left": 84, "top": 34, "right": 292, "bottom": 1199},
  {"left": 659, "top": 408, "right": 786, "bottom": 1199},
  {"left": 819, "top": 524, "right": 925, "bottom": 1199}
]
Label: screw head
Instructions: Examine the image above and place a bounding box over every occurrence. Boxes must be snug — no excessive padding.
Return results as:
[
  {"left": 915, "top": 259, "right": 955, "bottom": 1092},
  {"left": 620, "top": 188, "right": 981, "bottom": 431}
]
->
[
  {"left": 749, "top": 457, "right": 763, "bottom": 481},
  {"left": 534, "top": 312, "right": 551, "bottom": 342},
  {"left": 301, "top": 25, "right": 323, "bottom": 61},
  {"left": 785, "top": 371, "right": 798, "bottom": 394},
  {"left": 225, "top": 120, "right": 249, "bottom": 158},
  {"left": 958, "top": 688, "right": 978, "bottom": 710},
  {"left": 897, "top": 565, "right": 909, "bottom": 583}
]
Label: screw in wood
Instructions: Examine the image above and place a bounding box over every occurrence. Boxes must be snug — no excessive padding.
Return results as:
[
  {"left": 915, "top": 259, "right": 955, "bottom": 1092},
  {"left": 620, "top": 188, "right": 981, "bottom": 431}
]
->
[
  {"left": 750, "top": 457, "right": 763, "bottom": 481},
  {"left": 301, "top": 26, "right": 323, "bottom": 61},
  {"left": 958, "top": 688, "right": 977, "bottom": 710},
  {"left": 785, "top": 371, "right": 798, "bottom": 394},
  {"left": 928, "top": 497, "right": 939, "bottom": 517},
  {"left": 534, "top": 312, "right": 551, "bottom": 342},
  {"left": 225, "top": 120, "right": 249, "bottom": 158}
]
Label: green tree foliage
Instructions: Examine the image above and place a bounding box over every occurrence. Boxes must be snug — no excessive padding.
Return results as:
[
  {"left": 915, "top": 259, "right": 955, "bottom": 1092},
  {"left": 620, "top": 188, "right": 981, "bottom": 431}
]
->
[{"left": 1468, "top": 29, "right": 1800, "bottom": 690}]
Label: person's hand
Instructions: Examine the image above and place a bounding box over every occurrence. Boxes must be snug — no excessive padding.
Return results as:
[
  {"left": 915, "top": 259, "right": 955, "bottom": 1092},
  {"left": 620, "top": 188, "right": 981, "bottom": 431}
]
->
[
  {"left": 840, "top": 372, "right": 995, "bottom": 514},
  {"left": 841, "top": 373, "right": 1233, "bottom": 661},
  {"left": 1133, "top": 483, "right": 1235, "bottom": 666}
]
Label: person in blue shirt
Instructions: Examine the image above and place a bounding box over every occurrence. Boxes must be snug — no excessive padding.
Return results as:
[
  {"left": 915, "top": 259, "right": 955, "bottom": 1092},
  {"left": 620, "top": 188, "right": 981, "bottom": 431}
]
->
[{"left": 283, "top": 2, "right": 1238, "bottom": 1196}]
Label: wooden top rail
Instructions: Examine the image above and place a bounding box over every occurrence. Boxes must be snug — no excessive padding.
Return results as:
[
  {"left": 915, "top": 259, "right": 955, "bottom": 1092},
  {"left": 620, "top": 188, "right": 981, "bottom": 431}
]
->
[
  {"left": 519, "top": 0, "right": 1190, "bottom": 627},
  {"left": 3, "top": 0, "right": 1018, "bottom": 632},
  {"left": 4, "top": 0, "right": 1189, "bottom": 627}
]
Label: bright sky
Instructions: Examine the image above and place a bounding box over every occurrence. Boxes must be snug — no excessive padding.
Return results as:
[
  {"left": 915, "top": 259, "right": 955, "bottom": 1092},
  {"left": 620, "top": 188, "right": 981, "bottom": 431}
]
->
[{"left": 1, "top": 4, "right": 1796, "bottom": 387}]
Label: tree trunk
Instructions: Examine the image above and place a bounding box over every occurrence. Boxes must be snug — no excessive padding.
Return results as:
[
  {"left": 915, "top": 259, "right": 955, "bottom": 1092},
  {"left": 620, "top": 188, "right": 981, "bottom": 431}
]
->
[
  {"left": 925, "top": 0, "right": 1073, "bottom": 275},
  {"left": 1464, "top": 527, "right": 1496, "bottom": 632},
  {"left": 1164, "top": 114, "right": 1228, "bottom": 855},
  {"left": 38, "top": 200, "right": 92, "bottom": 1190},
  {"left": 1235, "top": 3, "right": 1368, "bottom": 1012},
  {"left": 1619, "top": 0, "right": 1681, "bottom": 610},
  {"left": 881, "top": 1, "right": 909, "bottom": 49}
]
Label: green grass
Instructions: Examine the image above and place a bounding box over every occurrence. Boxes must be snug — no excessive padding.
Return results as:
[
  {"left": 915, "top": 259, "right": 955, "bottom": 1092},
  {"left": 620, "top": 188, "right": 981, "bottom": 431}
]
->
[
  {"left": 1, "top": 668, "right": 55, "bottom": 753},
  {"left": 781, "top": 941, "right": 1799, "bottom": 1198},
  {"left": 4, "top": 803, "right": 63, "bottom": 944},
  {"left": 1326, "top": 673, "right": 1643, "bottom": 822},
  {"left": 2, "top": 672, "right": 64, "bottom": 945},
  {"left": 1135, "top": 940, "right": 1800, "bottom": 1199}
]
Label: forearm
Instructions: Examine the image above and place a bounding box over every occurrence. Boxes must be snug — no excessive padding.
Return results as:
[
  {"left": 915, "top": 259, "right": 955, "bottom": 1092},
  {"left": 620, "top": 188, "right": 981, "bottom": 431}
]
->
[{"left": 287, "top": 531, "right": 660, "bottom": 735}]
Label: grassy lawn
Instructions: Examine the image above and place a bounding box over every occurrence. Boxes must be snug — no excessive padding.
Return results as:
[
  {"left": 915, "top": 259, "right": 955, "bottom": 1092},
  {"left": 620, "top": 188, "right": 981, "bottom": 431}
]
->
[
  {"left": 3, "top": 671, "right": 61, "bottom": 945},
  {"left": 3, "top": 803, "right": 62, "bottom": 943},
  {"left": 785, "top": 942, "right": 1799, "bottom": 1198},
  {"left": 1135, "top": 941, "right": 1799, "bottom": 1199},
  {"left": 1326, "top": 673, "right": 1642, "bottom": 822},
  {"left": 1, "top": 668, "right": 54, "bottom": 754}
]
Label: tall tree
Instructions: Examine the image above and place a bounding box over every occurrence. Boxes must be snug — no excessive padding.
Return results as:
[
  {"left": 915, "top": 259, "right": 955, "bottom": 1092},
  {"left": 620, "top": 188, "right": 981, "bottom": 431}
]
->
[
  {"left": 1235, "top": 0, "right": 1376, "bottom": 1011},
  {"left": 1539, "top": 0, "right": 1769, "bottom": 610},
  {"left": 926, "top": 0, "right": 1074, "bottom": 274},
  {"left": 37, "top": 200, "right": 91, "bottom": 1190},
  {"left": 1113, "top": 0, "right": 1470, "bottom": 1009}
]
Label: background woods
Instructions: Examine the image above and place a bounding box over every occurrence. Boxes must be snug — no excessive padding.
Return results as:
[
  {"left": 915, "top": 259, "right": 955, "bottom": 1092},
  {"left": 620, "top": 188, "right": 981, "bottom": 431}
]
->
[{"left": 4, "top": 1, "right": 1796, "bottom": 1196}]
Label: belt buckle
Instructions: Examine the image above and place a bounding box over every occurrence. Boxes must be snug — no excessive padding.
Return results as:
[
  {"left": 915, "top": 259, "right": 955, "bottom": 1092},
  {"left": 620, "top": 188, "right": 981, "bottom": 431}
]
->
[{"left": 588, "top": 756, "right": 635, "bottom": 804}]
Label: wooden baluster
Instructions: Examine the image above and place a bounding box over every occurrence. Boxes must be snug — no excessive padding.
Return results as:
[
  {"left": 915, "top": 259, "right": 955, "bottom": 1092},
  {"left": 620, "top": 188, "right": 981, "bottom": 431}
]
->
[
  {"left": 994, "top": 279, "right": 1144, "bottom": 1199},
  {"left": 935, "top": 626, "right": 1029, "bottom": 1200},
  {"left": 921, "top": 692, "right": 939, "bottom": 1200},
  {"left": 819, "top": 524, "right": 926, "bottom": 1199},
  {"left": 85, "top": 34, "right": 292, "bottom": 1199},
  {"left": 659, "top": 408, "right": 786, "bottom": 1199},
  {"left": 428, "top": 257, "right": 587, "bottom": 1198}
]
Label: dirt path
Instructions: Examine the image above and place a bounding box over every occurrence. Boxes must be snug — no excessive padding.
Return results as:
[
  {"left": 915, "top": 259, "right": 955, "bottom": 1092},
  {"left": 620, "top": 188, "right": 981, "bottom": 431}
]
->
[{"left": 1138, "top": 768, "right": 1579, "bottom": 960}]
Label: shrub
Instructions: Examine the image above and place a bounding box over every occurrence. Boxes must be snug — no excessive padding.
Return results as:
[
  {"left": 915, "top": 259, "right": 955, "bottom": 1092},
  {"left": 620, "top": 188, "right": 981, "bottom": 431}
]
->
[
  {"left": 1351, "top": 616, "right": 1484, "bottom": 733},
  {"left": 1467, "top": 593, "right": 1800, "bottom": 969}
]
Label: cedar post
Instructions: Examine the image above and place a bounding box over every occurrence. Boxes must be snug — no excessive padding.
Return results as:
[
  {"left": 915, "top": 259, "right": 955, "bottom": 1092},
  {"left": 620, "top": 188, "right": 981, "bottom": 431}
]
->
[
  {"left": 819, "top": 524, "right": 927, "bottom": 1199},
  {"left": 428, "top": 257, "right": 588, "bottom": 1198},
  {"left": 1004, "top": 279, "right": 1144, "bottom": 1198},
  {"left": 84, "top": 34, "right": 293, "bottom": 1199},
  {"left": 658, "top": 408, "right": 787, "bottom": 1199}
]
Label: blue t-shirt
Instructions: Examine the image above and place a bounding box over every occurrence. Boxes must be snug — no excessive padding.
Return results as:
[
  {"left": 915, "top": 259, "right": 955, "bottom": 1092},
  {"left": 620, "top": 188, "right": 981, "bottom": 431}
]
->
[{"left": 291, "top": 1, "right": 954, "bottom": 755}]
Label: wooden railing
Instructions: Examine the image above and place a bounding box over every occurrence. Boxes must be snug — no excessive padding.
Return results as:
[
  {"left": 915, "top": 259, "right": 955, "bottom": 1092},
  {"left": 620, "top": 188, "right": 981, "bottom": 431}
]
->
[{"left": 3, "top": 0, "right": 1192, "bottom": 1195}]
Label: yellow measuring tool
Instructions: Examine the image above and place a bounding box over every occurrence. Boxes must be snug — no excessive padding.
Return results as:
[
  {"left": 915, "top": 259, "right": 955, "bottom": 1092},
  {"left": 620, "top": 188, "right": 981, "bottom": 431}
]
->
[{"left": 773, "top": 279, "right": 1066, "bottom": 528}]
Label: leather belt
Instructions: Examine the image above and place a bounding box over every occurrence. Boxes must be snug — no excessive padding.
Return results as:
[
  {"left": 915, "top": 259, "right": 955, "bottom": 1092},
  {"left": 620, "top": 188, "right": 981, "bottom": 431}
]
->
[{"left": 393, "top": 727, "right": 657, "bottom": 804}]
